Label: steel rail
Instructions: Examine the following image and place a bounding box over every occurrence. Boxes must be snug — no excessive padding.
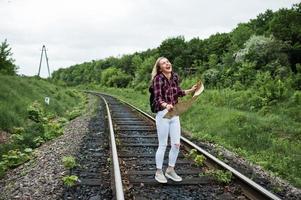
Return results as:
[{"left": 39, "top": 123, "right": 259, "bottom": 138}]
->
[
  {"left": 86, "top": 91, "right": 281, "bottom": 200},
  {"left": 99, "top": 95, "right": 124, "bottom": 200},
  {"left": 112, "top": 94, "right": 281, "bottom": 200}
]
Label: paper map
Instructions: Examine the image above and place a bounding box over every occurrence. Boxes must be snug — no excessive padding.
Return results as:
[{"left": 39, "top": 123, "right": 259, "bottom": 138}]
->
[{"left": 163, "top": 81, "right": 204, "bottom": 119}]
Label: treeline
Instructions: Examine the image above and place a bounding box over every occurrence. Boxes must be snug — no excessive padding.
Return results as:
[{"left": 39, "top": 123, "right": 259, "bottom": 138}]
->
[{"left": 52, "top": 3, "right": 301, "bottom": 94}]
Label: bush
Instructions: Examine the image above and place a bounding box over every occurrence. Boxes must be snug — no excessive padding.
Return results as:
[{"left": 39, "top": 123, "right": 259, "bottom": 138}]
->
[
  {"left": 11, "top": 127, "right": 25, "bottom": 135},
  {"left": 202, "top": 69, "right": 220, "bottom": 87},
  {"left": 292, "top": 73, "right": 301, "bottom": 90},
  {"left": 134, "top": 82, "right": 148, "bottom": 92},
  {"left": 290, "top": 91, "right": 301, "bottom": 105},
  {"left": 43, "top": 121, "right": 63, "bottom": 140},
  {"left": 10, "top": 133, "right": 24, "bottom": 144},
  {"left": 2, "top": 149, "right": 31, "bottom": 168},
  {"left": 33, "top": 136, "right": 45, "bottom": 147},
  {"left": 27, "top": 101, "right": 45, "bottom": 123},
  {"left": 22, "top": 122, "right": 45, "bottom": 148},
  {"left": 253, "top": 72, "right": 290, "bottom": 104},
  {"left": 66, "top": 109, "right": 81, "bottom": 120}
]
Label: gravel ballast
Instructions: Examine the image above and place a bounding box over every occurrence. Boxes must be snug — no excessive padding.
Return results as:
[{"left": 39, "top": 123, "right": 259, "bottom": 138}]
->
[{"left": 0, "top": 95, "right": 111, "bottom": 200}]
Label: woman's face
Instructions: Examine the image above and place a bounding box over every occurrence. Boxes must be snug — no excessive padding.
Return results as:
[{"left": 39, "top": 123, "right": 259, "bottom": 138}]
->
[{"left": 159, "top": 58, "right": 172, "bottom": 74}]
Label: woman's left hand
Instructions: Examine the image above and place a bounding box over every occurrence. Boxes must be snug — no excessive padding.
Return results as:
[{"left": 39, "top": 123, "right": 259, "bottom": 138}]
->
[
  {"left": 185, "top": 84, "right": 198, "bottom": 95},
  {"left": 190, "top": 84, "right": 198, "bottom": 93}
]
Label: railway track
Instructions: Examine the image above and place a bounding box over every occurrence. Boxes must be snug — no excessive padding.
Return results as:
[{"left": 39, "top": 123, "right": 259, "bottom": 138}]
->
[{"left": 89, "top": 92, "right": 281, "bottom": 200}]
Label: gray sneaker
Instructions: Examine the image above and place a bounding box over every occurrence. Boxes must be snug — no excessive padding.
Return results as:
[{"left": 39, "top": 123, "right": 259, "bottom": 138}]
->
[
  {"left": 155, "top": 170, "right": 167, "bottom": 183},
  {"left": 165, "top": 169, "right": 182, "bottom": 182}
]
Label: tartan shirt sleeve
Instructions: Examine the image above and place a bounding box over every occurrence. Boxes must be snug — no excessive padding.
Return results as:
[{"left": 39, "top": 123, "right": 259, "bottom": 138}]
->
[
  {"left": 153, "top": 75, "right": 165, "bottom": 110},
  {"left": 174, "top": 73, "right": 186, "bottom": 97},
  {"left": 177, "top": 86, "right": 186, "bottom": 97}
]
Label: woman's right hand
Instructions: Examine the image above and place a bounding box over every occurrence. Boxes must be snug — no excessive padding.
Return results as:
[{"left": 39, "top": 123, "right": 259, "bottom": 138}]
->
[{"left": 166, "top": 104, "right": 174, "bottom": 111}]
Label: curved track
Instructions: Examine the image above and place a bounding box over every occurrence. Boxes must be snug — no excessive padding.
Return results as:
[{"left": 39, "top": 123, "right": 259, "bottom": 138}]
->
[{"left": 90, "top": 92, "right": 281, "bottom": 200}]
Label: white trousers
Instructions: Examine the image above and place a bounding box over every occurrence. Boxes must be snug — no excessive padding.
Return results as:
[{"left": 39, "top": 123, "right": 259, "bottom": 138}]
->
[{"left": 155, "top": 109, "right": 181, "bottom": 169}]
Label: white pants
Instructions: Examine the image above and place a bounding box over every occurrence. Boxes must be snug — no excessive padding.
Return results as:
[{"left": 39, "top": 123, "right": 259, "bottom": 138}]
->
[{"left": 155, "top": 109, "right": 181, "bottom": 169}]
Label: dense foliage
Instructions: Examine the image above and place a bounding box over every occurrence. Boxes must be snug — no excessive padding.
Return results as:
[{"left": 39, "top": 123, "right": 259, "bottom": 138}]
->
[{"left": 52, "top": 4, "right": 301, "bottom": 93}]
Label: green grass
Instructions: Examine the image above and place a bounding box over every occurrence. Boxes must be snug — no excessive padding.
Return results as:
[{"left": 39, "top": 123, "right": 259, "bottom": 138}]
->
[
  {"left": 90, "top": 85, "right": 301, "bottom": 188},
  {"left": 0, "top": 75, "right": 82, "bottom": 131},
  {"left": 0, "top": 75, "right": 85, "bottom": 177}
]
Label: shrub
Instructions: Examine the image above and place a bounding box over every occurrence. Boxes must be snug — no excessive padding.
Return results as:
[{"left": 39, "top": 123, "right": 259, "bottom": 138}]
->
[
  {"left": 66, "top": 109, "right": 81, "bottom": 120},
  {"left": 2, "top": 149, "right": 31, "bottom": 168},
  {"left": 33, "top": 136, "right": 45, "bottom": 147},
  {"left": 202, "top": 69, "right": 220, "bottom": 87},
  {"left": 253, "top": 72, "right": 289, "bottom": 104},
  {"left": 27, "top": 101, "right": 44, "bottom": 123},
  {"left": 290, "top": 91, "right": 301, "bottom": 105},
  {"left": 11, "top": 127, "right": 25, "bottom": 135}
]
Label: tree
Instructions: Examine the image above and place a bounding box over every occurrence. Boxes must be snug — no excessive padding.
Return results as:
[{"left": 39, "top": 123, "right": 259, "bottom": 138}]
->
[
  {"left": 208, "top": 54, "right": 219, "bottom": 69},
  {"left": 268, "top": 4, "right": 301, "bottom": 72},
  {"left": 235, "top": 35, "right": 290, "bottom": 74},
  {"left": 173, "top": 56, "right": 185, "bottom": 72},
  {"left": 250, "top": 9, "right": 274, "bottom": 35},
  {"left": 204, "top": 33, "right": 231, "bottom": 59},
  {"left": 132, "top": 56, "right": 156, "bottom": 88},
  {"left": 101, "top": 67, "right": 131, "bottom": 87},
  {"left": 0, "top": 39, "right": 18, "bottom": 75},
  {"left": 119, "top": 54, "right": 135, "bottom": 75},
  {"left": 158, "top": 36, "right": 186, "bottom": 63},
  {"left": 186, "top": 37, "right": 205, "bottom": 62},
  {"left": 269, "top": 7, "right": 301, "bottom": 46},
  {"left": 230, "top": 23, "right": 254, "bottom": 50}
]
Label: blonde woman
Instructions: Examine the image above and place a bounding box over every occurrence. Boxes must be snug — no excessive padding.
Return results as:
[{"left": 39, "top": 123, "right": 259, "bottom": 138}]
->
[{"left": 150, "top": 57, "right": 197, "bottom": 183}]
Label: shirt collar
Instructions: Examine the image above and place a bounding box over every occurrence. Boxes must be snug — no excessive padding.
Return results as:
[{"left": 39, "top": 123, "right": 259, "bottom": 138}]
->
[{"left": 159, "top": 71, "right": 177, "bottom": 81}]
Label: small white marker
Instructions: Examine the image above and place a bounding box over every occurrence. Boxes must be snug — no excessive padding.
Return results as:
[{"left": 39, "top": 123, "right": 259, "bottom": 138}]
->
[{"left": 45, "top": 97, "right": 50, "bottom": 105}]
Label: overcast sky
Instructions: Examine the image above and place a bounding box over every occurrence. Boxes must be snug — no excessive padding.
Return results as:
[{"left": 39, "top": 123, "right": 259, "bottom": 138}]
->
[{"left": 0, "top": 0, "right": 299, "bottom": 77}]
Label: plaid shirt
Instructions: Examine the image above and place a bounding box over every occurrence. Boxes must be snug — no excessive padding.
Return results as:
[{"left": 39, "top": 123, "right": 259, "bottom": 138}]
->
[{"left": 152, "top": 72, "right": 186, "bottom": 112}]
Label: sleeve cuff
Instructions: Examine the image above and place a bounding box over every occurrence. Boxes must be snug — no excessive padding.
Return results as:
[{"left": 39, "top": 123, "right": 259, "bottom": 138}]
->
[{"left": 179, "top": 90, "right": 186, "bottom": 97}]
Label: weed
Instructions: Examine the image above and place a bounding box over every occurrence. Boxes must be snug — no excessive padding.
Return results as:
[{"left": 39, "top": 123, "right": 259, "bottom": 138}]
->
[
  {"left": 187, "top": 149, "right": 198, "bottom": 159},
  {"left": 204, "top": 169, "right": 233, "bottom": 184},
  {"left": 62, "top": 175, "right": 79, "bottom": 187},
  {"left": 2, "top": 149, "right": 31, "bottom": 168},
  {"left": 194, "top": 155, "right": 206, "bottom": 167},
  {"left": 62, "top": 156, "right": 77, "bottom": 170}
]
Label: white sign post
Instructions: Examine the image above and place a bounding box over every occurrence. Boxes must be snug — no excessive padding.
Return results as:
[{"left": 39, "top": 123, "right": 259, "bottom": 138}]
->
[{"left": 45, "top": 97, "right": 50, "bottom": 105}]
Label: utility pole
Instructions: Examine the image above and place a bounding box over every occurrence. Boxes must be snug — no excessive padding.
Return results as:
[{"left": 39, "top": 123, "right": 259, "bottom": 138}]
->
[{"left": 38, "top": 45, "right": 51, "bottom": 78}]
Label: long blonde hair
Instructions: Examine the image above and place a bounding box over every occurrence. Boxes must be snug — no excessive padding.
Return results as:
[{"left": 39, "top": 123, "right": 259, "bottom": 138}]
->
[{"left": 151, "top": 57, "right": 166, "bottom": 82}]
